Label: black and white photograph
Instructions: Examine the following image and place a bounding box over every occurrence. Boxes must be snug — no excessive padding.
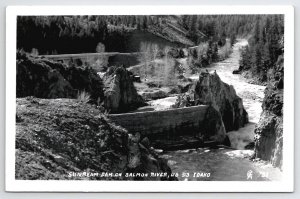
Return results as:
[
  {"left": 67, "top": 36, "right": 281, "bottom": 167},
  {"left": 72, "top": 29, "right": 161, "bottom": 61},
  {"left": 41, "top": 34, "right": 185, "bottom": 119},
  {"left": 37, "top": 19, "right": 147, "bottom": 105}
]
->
[{"left": 5, "top": 5, "right": 294, "bottom": 192}]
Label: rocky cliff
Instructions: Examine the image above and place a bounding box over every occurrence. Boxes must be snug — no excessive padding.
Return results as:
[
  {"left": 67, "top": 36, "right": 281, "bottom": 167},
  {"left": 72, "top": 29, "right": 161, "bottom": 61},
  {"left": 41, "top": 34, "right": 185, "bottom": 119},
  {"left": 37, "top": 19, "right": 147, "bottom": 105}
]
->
[
  {"left": 193, "top": 71, "right": 249, "bottom": 132},
  {"left": 17, "top": 51, "right": 104, "bottom": 104},
  {"left": 254, "top": 55, "right": 284, "bottom": 168},
  {"left": 103, "top": 66, "right": 145, "bottom": 113},
  {"left": 16, "top": 97, "right": 175, "bottom": 180}
]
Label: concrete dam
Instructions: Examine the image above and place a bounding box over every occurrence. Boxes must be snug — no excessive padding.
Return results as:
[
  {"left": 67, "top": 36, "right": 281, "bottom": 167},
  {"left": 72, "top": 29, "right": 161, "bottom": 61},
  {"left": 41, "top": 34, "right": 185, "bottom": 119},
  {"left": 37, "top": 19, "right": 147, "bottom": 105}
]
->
[
  {"left": 109, "top": 105, "right": 209, "bottom": 136},
  {"left": 108, "top": 105, "right": 226, "bottom": 147}
]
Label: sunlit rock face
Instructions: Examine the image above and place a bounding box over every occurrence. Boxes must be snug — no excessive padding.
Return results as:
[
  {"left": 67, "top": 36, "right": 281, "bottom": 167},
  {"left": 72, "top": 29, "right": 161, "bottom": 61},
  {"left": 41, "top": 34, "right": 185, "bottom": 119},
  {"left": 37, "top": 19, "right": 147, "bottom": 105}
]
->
[
  {"left": 254, "top": 55, "right": 284, "bottom": 168},
  {"left": 254, "top": 112, "right": 283, "bottom": 168},
  {"left": 103, "top": 66, "right": 145, "bottom": 113},
  {"left": 193, "top": 71, "right": 249, "bottom": 132}
]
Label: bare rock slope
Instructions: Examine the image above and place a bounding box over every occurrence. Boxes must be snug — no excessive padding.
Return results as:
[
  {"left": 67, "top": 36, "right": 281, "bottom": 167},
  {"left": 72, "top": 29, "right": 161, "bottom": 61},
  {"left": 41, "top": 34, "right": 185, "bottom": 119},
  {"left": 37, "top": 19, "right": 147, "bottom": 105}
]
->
[{"left": 16, "top": 97, "right": 175, "bottom": 180}]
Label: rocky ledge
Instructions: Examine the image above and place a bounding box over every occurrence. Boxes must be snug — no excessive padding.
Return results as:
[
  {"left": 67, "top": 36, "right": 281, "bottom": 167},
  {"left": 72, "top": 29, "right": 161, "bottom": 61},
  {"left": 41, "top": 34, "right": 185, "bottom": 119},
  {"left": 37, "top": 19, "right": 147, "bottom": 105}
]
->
[
  {"left": 254, "top": 55, "right": 284, "bottom": 168},
  {"left": 16, "top": 97, "right": 175, "bottom": 180},
  {"left": 17, "top": 51, "right": 104, "bottom": 104}
]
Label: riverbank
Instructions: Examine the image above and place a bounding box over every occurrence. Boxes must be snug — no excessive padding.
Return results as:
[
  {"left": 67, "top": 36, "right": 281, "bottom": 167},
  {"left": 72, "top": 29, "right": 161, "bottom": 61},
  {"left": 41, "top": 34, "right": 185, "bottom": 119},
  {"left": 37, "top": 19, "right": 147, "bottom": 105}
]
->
[{"left": 159, "top": 40, "right": 282, "bottom": 181}]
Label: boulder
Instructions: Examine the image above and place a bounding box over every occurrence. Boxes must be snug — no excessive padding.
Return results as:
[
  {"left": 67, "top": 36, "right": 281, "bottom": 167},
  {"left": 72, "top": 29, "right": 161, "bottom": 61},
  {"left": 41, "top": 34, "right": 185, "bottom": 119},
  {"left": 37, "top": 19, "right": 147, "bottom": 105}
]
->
[
  {"left": 193, "top": 71, "right": 249, "bottom": 132},
  {"left": 103, "top": 66, "right": 145, "bottom": 113},
  {"left": 167, "top": 48, "right": 180, "bottom": 58},
  {"left": 140, "top": 90, "right": 168, "bottom": 101},
  {"left": 126, "top": 133, "right": 177, "bottom": 181}
]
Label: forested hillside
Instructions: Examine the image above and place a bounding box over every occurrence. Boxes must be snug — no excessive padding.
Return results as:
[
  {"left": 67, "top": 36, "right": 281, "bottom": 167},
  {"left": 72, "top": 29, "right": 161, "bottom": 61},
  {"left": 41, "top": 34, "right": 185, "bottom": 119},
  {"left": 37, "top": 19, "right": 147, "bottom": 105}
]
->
[
  {"left": 17, "top": 15, "right": 266, "bottom": 55},
  {"left": 238, "top": 15, "right": 284, "bottom": 83},
  {"left": 17, "top": 15, "right": 194, "bottom": 54}
]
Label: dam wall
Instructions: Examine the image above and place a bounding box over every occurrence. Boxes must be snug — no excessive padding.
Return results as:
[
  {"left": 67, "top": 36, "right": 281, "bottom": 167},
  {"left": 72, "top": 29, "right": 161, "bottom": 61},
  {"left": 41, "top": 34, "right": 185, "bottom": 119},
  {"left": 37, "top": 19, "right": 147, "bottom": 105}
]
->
[{"left": 108, "top": 105, "right": 209, "bottom": 136}]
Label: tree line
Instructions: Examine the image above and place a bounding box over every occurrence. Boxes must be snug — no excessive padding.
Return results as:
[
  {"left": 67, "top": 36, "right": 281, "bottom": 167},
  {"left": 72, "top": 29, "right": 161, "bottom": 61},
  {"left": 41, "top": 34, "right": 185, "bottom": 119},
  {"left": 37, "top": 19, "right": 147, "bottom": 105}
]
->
[
  {"left": 17, "top": 15, "right": 259, "bottom": 55},
  {"left": 17, "top": 15, "right": 283, "bottom": 64},
  {"left": 180, "top": 15, "right": 260, "bottom": 45},
  {"left": 17, "top": 15, "right": 177, "bottom": 55},
  {"left": 17, "top": 16, "right": 132, "bottom": 54}
]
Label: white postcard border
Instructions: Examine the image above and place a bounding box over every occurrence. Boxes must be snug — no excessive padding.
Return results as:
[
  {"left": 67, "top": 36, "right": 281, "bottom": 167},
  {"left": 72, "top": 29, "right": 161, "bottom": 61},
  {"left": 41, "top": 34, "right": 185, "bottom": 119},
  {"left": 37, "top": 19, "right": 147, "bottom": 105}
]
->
[{"left": 6, "top": 5, "right": 294, "bottom": 192}]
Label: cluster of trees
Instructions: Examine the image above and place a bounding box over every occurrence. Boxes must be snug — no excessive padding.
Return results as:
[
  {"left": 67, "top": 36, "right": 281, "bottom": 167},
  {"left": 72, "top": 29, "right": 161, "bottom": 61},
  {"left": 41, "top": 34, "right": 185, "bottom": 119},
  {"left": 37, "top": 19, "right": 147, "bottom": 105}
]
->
[
  {"left": 17, "top": 15, "right": 185, "bottom": 55},
  {"left": 180, "top": 15, "right": 269, "bottom": 46},
  {"left": 239, "top": 15, "right": 284, "bottom": 82},
  {"left": 187, "top": 41, "right": 219, "bottom": 73},
  {"left": 17, "top": 16, "right": 133, "bottom": 54},
  {"left": 138, "top": 42, "right": 178, "bottom": 86},
  {"left": 102, "top": 15, "right": 165, "bottom": 30}
]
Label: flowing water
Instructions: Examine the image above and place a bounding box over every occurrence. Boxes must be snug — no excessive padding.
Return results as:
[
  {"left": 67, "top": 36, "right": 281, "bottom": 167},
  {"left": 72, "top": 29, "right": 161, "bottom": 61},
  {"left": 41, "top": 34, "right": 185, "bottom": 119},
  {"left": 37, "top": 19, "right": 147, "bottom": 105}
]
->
[
  {"left": 156, "top": 40, "right": 283, "bottom": 181},
  {"left": 190, "top": 39, "right": 266, "bottom": 149}
]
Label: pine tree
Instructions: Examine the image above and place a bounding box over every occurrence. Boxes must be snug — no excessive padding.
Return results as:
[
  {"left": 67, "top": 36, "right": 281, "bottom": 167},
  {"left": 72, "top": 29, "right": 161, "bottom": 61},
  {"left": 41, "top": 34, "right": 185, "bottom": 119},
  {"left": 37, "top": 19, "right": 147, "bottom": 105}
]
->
[
  {"left": 230, "top": 34, "right": 236, "bottom": 46},
  {"left": 212, "top": 43, "right": 219, "bottom": 62},
  {"left": 253, "top": 20, "right": 260, "bottom": 43},
  {"left": 251, "top": 44, "right": 262, "bottom": 75},
  {"left": 260, "top": 42, "right": 272, "bottom": 81},
  {"left": 137, "top": 16, "right": 142, "bottom": 30},
  {"left": 239, "top": 46, "right": 250, "bottom": 70},
  {"left": 206, "top": 40, "right": 214, "bottom": 64},
  {"left": 142, "top": 16, "right": 148, "bottom": 30}
]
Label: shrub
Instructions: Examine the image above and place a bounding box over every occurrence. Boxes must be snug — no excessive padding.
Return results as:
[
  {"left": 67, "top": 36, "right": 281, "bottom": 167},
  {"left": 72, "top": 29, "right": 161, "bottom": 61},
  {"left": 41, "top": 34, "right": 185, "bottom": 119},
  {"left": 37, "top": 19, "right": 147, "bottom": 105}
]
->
[{"left": 77, "top": 90, "right": 91, "bottom": 103}]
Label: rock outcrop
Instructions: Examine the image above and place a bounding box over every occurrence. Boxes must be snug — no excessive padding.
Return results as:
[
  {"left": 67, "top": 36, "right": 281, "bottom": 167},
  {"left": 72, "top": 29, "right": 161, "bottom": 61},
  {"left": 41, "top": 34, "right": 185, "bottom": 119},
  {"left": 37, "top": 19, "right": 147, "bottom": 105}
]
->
[
  {"left": 16, "top": 97, "right": 175, "bottom": 180},
  {"left": 193, "top": 71, "right": 249, "bottom": 132},
  {"left": 17, "top": 51, "right": 104, "bottom": 104},
  {"left": 254, "top": 55, "right": 284, "bottom": 168},
  {"left": 103, "top": 66, "right": 145, "bottom": 113}
]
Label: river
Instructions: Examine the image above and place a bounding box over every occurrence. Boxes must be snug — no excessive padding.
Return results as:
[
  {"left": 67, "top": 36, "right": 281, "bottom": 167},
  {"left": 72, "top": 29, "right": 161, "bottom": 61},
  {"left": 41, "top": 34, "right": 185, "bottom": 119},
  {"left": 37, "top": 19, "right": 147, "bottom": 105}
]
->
[
  {"left": 157, "top": 39, "right": 283, "bottom": 181},
  {"left": 190, "top": 39, "right": 266, "bottom": 150}
]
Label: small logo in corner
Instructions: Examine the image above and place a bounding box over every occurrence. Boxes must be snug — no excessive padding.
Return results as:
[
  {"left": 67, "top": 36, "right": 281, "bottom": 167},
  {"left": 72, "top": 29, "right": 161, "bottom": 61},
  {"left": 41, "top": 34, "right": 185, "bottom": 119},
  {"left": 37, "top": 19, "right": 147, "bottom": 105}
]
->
[{"left": 247, "top": 170, "right": 253, "bottom": 180}]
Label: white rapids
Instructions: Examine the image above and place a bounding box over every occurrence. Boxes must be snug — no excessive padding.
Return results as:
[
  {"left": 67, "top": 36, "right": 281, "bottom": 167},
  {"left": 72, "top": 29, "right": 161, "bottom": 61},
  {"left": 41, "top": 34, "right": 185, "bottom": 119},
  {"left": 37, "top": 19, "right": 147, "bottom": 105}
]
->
[
  {"left": 159, "top": 40, "right": 282, "bottom": 181},
  {"left": 190, "top": 39, "right": 265, "bottom": 149}
]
